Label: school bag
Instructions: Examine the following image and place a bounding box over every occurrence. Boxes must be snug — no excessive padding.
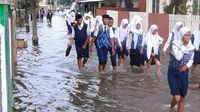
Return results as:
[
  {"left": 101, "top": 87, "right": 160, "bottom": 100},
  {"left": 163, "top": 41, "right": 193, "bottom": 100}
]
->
[{"left": 65, "top": 45, "right": 72, "bottom": 57}]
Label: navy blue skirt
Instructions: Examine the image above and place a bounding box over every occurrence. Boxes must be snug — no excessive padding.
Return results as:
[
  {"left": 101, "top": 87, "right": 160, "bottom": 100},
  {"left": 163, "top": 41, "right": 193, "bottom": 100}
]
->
[
  {"left": 193, "top": 50, "right": 200, "bottom": 64},
  {"left": 116, "top": 46, "right": 128, "bottom": 59},
  {"left": 167, "top": 66, "right": 189, "bottom": 97},
  {"left": 129, "top": 49, "right": 145, "bottom": 66}
]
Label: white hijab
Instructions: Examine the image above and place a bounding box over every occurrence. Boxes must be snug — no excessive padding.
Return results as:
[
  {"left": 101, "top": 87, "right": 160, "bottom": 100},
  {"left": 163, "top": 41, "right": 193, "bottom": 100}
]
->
[
  {"left": 180, "top": 27, "right": 191, "bottom": 40},
  {"left": 193, "top": 24, "right": 200, "bottom": 50},
  {"left": 88, "top": 11, "right": 94, "bottom": 20},
  {"left": 172, "top": 21, "right": 184, "bottom": 40},
  {"left": 84, "top": 13, "right": 90, "bottom": 25},
  {"left": 67, "top": 11, "right": 75, "bottom": 23},
  {"left": 173, "top": 27, "right": 194, "bottom": 52},
  {"left": 146, "top": 24, "right": 163, "bottom": 60},
  {"left": 117, "top": 19, "right": 129, "bottom": 42},
  {"left": 126, "top": 15, "right": 143, "bottom": 49},
  {"left": 95, "top": 15, "right": 103, "bottom": 28},
  {"left": 129, "top": 15, "right": 142, "bottom": 34},
  {"left": 133, "top": 20, "right": 143, "bottom": 49}
]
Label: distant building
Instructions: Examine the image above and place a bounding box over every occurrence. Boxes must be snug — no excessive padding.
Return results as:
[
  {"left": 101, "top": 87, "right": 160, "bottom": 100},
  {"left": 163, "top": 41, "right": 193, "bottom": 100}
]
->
[
  {"left": 39, "top": 0, "right": 48, "bottom": 7},
  {"left": 146, "top": 0, "right": 171, "bottom": 13},
  {"left": 75, "top": 0, "right": 146, "bottom": 15},
  {"left": 75, "top": 0, "right": 200, "bottom": 15},
  {"left": 147, "top": 0, "right": 200, "bottom": 14}
]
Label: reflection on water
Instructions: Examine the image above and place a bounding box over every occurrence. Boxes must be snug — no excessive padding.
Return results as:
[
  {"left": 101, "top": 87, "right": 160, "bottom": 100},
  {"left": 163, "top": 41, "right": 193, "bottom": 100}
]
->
[{"left": 14, "top": 13, "right": 200, "bottom": 112}]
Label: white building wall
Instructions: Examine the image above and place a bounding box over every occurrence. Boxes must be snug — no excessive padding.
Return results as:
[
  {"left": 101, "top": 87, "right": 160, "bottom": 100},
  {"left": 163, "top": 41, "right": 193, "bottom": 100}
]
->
[
  {"left": 146, "top": 0, "right": 153, "bottom": 13},
  {"left": 146, "top": 0, "right": 171, "bottom": 13},
  {"left": 39, "top": 0, "right": 47, "bottom": 7}
]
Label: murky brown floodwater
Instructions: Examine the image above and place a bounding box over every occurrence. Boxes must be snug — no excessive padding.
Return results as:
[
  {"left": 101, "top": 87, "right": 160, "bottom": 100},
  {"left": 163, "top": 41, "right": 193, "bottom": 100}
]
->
[{"left": 13, "top": 12, "right": 200, "bottom": 112}]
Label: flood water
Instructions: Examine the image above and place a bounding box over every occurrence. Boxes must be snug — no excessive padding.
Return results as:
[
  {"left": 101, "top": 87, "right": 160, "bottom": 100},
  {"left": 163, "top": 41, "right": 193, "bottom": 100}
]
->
[{"left": 13, "top": 12, "right": 200, "bottom": 112}]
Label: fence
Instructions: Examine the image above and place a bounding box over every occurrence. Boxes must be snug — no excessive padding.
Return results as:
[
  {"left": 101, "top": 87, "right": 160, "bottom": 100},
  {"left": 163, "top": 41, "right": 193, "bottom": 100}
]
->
[{"left": 169, "top": 14, "right": 200, "bottom": 32}]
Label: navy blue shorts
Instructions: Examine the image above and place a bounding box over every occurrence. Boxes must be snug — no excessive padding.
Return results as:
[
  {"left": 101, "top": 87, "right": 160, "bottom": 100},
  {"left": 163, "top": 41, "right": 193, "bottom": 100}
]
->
[
  {"left": 97, "top": 46, "right": 109, "bottom": 65},
  {"left": 75, "top": 44, "right": 89, "bottom": 59},
  {"left": 108, "top": 48, "right": 117, "bottom": 66},
  {"left": 194, "top": 50, "right": 200, "bottom": 64},
  {"left": 168, "top": 66, "right": 189, "bottom": 97}
]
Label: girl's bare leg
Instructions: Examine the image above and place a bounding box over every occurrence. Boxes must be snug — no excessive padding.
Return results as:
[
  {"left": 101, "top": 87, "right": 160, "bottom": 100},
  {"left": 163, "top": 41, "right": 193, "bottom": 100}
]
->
[
  {"left": 155, "top": 58, "right": 161, "bottom": 76},
  {"left": 145, "top": 58, "right": 152, "bottom": 73},
  {"left": 123, "top": 56, "right": 128, "bottom": 66}
]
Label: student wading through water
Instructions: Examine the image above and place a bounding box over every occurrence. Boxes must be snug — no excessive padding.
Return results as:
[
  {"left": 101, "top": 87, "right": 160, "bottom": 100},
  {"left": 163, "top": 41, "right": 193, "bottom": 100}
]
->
[
  {"left": 71, "top": 14, "right": 90, "bottom": 71},
  {"left": 145, "top": 24, "right": 163, "bottom": 76},
  {"left": 191, "top": 23, "right": 200, "bottom": 88},
  {"left": 93, "top": 14, "right": 115, "bottom": 74},
  {"left": 167, "top": 27, "right": 195, "bottom": 112}
]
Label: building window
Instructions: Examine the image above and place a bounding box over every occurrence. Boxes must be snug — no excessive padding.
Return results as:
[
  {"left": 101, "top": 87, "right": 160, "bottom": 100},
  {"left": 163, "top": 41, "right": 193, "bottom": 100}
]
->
[
  {"left": 152, "top": 0, "right": 159, "bottom": 13},
  {"left": 133, "top": 0, "right": 139, "bottom": 8}
]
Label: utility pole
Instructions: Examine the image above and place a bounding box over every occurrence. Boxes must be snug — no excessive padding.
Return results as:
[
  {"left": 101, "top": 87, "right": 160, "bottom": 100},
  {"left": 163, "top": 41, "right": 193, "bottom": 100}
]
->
[
  {"left": 32, "top": 0, "right": 39, "bottom": 46},
  {"left": 198, "top": 0, "right": 200, "bottom": 15},
  {"left": 0, "top": 0, "right": 13, "bottom": 112}
]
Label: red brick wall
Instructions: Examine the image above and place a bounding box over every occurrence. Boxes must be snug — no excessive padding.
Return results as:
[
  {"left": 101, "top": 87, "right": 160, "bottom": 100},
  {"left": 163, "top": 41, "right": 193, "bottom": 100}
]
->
[
  {"left": 139, "top": 0, "right": 146, "bottom": 12},
  {"left": 96, "top": 9, "right": 170, "bottom": 43},
  {"left": 96, "top": 8, "right": 107, "bottom": 16},
  {"left": 118, "top": 11, "right": 129, "bottom": 26},
  {"left": 148, "top": 13, "right": 169, "bottom": 43}
]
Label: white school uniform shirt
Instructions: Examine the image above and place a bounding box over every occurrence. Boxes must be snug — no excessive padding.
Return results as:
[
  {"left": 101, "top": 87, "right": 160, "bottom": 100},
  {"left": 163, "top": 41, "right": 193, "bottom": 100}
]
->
[
  {"left": 126, "top": 32, "right": 145, "bottom": 49},
  {"left": 89, "top": 17, "right": 96, "bottom": 33},
  {"left": 93, "top": 24, "right": 114, "bottom": 39},
  {"left": 115, "top": 19, "right": 129, "bottom": 48},
  {"left": 133, "top": 32, "right": 144, "bottom": 49},
  {"left": 115, "top": 28, "right": 128, "bottom": 48},
  {"left": 126, "top": 16, "right": 143, "bottom": 50},
  {"left": 171, "top": 40, "right": 194, "bottom": 68},
  {"left": 71, "top": 22, "right": 90, "bottom": 39},
  {"left": 146, "top": 25, "right": 163, "bottom": 60},
  {"left": 193, "top": 29, "right": 200, "bottom": 50}
]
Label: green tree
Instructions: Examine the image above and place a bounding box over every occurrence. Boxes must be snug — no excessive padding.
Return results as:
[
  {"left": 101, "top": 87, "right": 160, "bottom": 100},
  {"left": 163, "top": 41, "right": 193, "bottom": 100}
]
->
[
  {"left": 18, "top": 0, "right": 32, "bottom": 32},
  {"left": 164, "top": 0, "right": 188, "bottom": 14},
  {"left": 30, "top": 0, "right": 39, "bottom": 45},
  {"left": 60, "top": 0, "right": 71, "bottom": 6},
  {"left": 17, "top": 0, "right": 40, "bottom": 45},
  {"left": 178, "top": 0, "right": 189, "bottom": 14},
  {"left": 192, "top": 4, "right": 200, "bottom": 15}
]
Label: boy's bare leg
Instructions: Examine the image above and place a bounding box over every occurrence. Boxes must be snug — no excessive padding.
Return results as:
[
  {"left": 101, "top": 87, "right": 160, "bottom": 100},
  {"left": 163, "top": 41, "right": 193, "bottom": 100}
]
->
[
  {"left": 118, "top": 58, "right": 121, "bottom": 66},
  {"left": 191, "top": 64, "right": 197, "bottom": 74},
  {"left": 177, "top": 97, "right": 185, "bottom": 112},
  {"left": 102, "top": 64, "right": 106, "bottom": 72},
  {"left": 77, "top": 59, "right": 83, "bottom": 71},
  {"left": 112, "top": 66, "right": 117, "bottom": 74},
  {"left": 140, "top": 65, "right": 145, "bottom": 73},
  {"left": 99, "top": 64, "right": 103, "bottom": 74},
  {"left": 83, "top": 58, "right": 88, "bottom": 67},
  {"left": 170, "top": 95, "right": 181, "bottom": 110}
]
